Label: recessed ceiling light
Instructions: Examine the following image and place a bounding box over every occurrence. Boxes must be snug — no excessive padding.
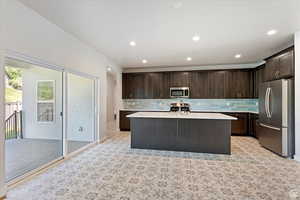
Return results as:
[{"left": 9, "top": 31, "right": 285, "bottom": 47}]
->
[
  {"left": 267, "top": 29, "right": 277, "bottom": 36},
  {"left": 129, "top": 41, "right": 136, "bottom": 46},
  {"left": 192, "top": 35, "right": 200, "bottom": 42},
  {"left": 107, "top": 67, "right": 112, "bottom": 71},
  {"left": 142, "top": 59, "right": 148, "bottom": 64},
  {"left": 235, "top": 54, "right": 242, "bottom": 59},
  {"left": 186, "top": 57, "right": 192, "bottom": 61}
]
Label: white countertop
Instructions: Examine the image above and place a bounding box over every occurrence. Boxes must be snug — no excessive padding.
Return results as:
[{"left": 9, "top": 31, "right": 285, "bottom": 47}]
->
[
  {"left": 121, "top": 109, "right": 258, "bottom": 114},
  {"left": 127, "top": 112, "right": 237, "bottom": 120}
]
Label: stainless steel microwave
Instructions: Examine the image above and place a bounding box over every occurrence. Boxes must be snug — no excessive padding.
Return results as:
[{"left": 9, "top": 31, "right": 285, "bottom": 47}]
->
[{"left": 170, "top": 87, "right": 190, "bottom": 98}]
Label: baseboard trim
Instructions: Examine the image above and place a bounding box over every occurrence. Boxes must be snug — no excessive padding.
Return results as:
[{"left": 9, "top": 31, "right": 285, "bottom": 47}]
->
[
  {"left": 294, "top": 155, "right": 300, "bottom": 162},
  {"left": 0, "top": 185, "right": 7, "bottom": 200}
]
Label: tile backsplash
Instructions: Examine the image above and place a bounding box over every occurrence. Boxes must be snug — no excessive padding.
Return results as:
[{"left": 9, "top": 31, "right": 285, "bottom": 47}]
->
[{"left": 123, "top": 99, "right": 259, "bottom": 112}]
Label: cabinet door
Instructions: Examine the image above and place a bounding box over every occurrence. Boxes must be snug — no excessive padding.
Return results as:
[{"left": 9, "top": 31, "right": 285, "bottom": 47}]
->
[
  {"left": 124, "top": 73, "right": 145, "bottom": 99},
  {"left": 227, "top": 113, "right": 248, "bottom": 135},
  {"left": 265, "top": 57, "right": 279, "bottom": 81},
  {"left": 190, "top": 71, "right": 209, "bottom": 98},
  {"left": 119, "top": 111, "right": 136, "bottom": 131},
  {"left": 162, "top": 72, "right": 171, "bottom": 98},
  {"left": 122, "top": 73, "right": 129, "bottom": 99},
  {"left": 278, "top": 50, "right": 294, "bottom": 78},
  {"left": 249, "top": 114, "right": 259, "bottom": 138},
  {"left": 225, "top": 71, "right": 251, "bottom": 98},
  {"left": 169, "top": 72, "right": 191, "bottom": 88},
  {"left": 144, "top": 73, "right": 165, "bottom": 99},
  {"left": 208, "top": 71, "right": 226, "bottom": 98},
  {"left": 253, "top": 66, "right": 265, "bottom": 98}
]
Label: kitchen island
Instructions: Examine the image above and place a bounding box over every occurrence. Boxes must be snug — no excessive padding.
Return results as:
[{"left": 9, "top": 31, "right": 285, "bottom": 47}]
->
[{"left": 127, "top": 112, "right": 237, "bottom": 154}]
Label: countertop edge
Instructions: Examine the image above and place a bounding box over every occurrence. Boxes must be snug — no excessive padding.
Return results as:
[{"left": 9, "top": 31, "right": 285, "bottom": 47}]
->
[
  {"left": 127, "top": 112, "right": 238, "bottom": 120},
  {"left": 120, "top": 109, "right": 259, "bottom": 114}
]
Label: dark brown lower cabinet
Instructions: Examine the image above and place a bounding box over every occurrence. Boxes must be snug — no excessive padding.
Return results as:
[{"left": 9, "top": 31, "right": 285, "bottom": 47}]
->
[
  {"left": 120, "top": 111, "right": 136, "bottom": 131},
  {"left": 249, "top": 114, "right": 259, "bottom": 138},
  {"left": 224, "top": 113, "right": 248, "bottom": 135}
]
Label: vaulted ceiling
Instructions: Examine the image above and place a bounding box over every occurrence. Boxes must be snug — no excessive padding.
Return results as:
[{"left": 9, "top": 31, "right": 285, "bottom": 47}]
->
[{"left": 18, "top": 0, "right": 300, "bottom": 68}]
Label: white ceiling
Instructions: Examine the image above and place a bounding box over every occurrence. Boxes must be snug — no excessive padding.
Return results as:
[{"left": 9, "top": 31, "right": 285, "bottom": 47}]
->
[{"left": 18, "top": 0, "right": 300, "bottom": 69}]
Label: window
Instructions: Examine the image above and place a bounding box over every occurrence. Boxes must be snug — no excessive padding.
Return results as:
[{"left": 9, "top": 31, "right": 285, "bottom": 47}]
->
[{"left": 37, "top": 80, "right": 55, "bottom": 122}]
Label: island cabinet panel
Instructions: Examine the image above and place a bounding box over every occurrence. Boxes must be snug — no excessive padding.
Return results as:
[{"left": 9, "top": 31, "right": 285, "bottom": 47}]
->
[
  {"left": 120, "top": 111, "right": 136, "bottom": 131},
  {"left": 130, "top": 117, "right": 231, "bottom": 154},
  {"left": 177, "top": 119, "right": 231, "bottom": 154},
  {"left": 264, "top": 48, "right": 294, "bottom": 81},
  {"left": 225, "top": 70, "right": 252, "bottom": 98},
  {"left": 131, "top": 118, "right": 178, "bottom": 150}
]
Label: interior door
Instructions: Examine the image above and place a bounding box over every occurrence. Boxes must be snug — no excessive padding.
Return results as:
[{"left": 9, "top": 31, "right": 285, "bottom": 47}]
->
[{"left": 259, "top": 82, "right": 270, "bottom": 124}]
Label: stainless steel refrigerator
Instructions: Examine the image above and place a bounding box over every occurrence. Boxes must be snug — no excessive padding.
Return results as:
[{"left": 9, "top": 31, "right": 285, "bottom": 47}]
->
[{"left": 259, "top": 79, "right": 294, "bottom": 157}]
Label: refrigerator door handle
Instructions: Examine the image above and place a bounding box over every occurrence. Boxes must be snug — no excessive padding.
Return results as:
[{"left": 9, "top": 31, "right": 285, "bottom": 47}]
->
[
  {"left": 268, "top": 88, "right": 272, "bottom": 118},
  {"left": 260, "top": 123, "right": 281, "bottom": 131},
  {"left": 265, "top": 88, "right": 271, "bottom": 118},
  {"left": 265, "top": 88, "right": 269, "bottom": 118}
]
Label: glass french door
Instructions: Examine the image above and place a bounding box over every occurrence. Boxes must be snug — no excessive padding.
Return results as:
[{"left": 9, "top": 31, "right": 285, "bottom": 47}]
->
[
  {"left": 3, "top": 57, "right": 97, "bottom": 182},
  {"left": 66, "top": 73, "right": 95, "bottom": 154},
  {"left": 4, "top": 58, "right": 63, "bottom": 181}
]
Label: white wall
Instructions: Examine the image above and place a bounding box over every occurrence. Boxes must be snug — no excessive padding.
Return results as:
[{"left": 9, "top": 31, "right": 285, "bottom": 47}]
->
[
  {"left": 0, "top": 0, "right": 122, "bottom": 195},
  {"left": 107, "top": 72, "right": 116, "bottom": 130},
  {"left": 295, "top": 32, "right": 300, "bottom": 162},
  {"left": 2, "top": 0, "right": 122, "bottom": 141},
  {"left": 22, "top": 66, "right": 63, "bottom": 140}
]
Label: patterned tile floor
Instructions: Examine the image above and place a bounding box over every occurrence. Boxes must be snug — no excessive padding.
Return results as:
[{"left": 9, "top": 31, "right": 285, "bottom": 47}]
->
[{"left": 6, "top": 132, "right": 300, "bottom": 200}]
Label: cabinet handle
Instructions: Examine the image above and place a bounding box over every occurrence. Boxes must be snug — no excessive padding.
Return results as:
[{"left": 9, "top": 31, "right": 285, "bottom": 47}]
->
[{"left": 275, "top": 71, "right": 280, "bottom": 78}]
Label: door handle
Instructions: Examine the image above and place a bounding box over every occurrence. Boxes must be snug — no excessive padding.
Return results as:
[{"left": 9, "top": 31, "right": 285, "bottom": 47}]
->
[
  {"left": 260, "top": 123, "right": 280, "bottom": 131},
  {"left": 265, "top": 88, "right": 271, "bottom": 118},
  {"left": 268, "top": 88, "right": 272, "bottom": 118},
  {"left": 266, "top": 88, "right": 271, "bottom": 118}
]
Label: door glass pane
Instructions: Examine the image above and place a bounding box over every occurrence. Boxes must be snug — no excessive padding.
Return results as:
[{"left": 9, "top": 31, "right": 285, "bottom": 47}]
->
[
  {"left": 67, "top": 73, "right": 95, "bottom": 153},
  {"left": 4, "top": 58, "right": 63, "bottom": 181}
]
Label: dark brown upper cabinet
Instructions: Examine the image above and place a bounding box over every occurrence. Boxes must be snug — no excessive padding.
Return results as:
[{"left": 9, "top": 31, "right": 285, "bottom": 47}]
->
[
  {"left": 208, "top": 71, "right": 226, "bottom": 98},
  {"left": 169, "top": 71, "right": 191, "bottom": 88},
  {"left": 278, "top": 50, "right": 294, "bottom": 78},
  {"left": 122, "top": 70, "right": 254, "bottom": 99},
  {"left": 122, "top": 73, "right": 145, "bottom": 99},
  {"left": 144, "top": 72, "right": 169, "bottom": 99},
  {"left": 264, "top": 48, "right": 294, "bottom": 81},
  {"left": 253, "top": 65, "right": 265, "bottom": 98},
  {"left": 190, "top": 71, "right": 210, "bottom": 98},
  {"left": 225, "top": 70, "right": 252, "bottom": 98}
]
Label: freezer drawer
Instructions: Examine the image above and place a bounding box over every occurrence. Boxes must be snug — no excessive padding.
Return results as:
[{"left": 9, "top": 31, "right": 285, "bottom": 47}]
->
[
  {"left": 258, "top": 124, "right": 290, "bottom": 157},
  {"left": 258, "top": 124, "right": 282, "bottom": 155}
]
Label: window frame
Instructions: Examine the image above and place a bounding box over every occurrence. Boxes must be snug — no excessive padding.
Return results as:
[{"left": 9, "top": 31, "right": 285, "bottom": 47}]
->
[{"left": 36, "top": 80, "right": 56, "bottom": 123}]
